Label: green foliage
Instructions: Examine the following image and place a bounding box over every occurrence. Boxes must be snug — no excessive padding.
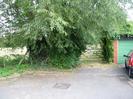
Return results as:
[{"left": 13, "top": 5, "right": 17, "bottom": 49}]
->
[
  {"left": 1, "top": 0, "right": 129, "bottom": 67},
  {"left": 0, "top": 67, "right": 16, "bottom": 77},
  {"left": 0, "top": 64, "right": 29, "bottom": 77},
  {"left": 120, "top": 22, "right": 133, "bottom": 34},
  {"left": 100, "top": 31, "right": 113, "bottom": 63},
  {"left": 0, "top": 55, "right": 28, "bottom": 66},
  {"left": 49, "top": 53, "right": 80, "bottom": 69},
  {"left": 0, "top": 56, "right": 29, "bottom": 77}
]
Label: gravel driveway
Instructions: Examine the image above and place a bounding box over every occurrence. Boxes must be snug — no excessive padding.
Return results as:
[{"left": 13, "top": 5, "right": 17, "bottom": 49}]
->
[{"left": 0, "top": 65, "right": 133, "bottom": 99}]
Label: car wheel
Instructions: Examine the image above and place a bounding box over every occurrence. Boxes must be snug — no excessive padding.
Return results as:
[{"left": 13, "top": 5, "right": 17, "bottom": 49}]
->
[{"left": 128, "top": 69, "right": 133, "bottom": 78}]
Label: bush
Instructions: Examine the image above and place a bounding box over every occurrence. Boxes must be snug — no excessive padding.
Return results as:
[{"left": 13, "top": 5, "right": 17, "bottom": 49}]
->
[
  {"left": 100, "top": 31, "right": 113, "bottom": 63},
  {"left": 0, "top": 56, "right": 30, "bottom": 77},
  {"left": 49, "top": 53, "right": 79, "bottom": 69}
]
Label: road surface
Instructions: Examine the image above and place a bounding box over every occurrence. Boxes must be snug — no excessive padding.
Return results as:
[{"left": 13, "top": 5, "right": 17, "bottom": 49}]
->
[{"left": 0, "top": 65, "right": 133, "bottom": 99}]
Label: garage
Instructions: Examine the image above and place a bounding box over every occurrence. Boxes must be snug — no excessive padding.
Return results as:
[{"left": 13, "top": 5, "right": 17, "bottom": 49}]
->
[
  {"left": 114, "top": 38, "right": 133, "bottom": 64},
  {"left": 118, "top": 40, "right": 133, "bottom": 64}
]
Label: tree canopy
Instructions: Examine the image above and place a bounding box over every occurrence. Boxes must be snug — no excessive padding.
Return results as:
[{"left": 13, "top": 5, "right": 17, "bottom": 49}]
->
[
  {"left": 0, "top": 0, "right": 132, "bottom": 67},
  {"left": 120, "top": 22, "right": 133, "bottom": 34}
]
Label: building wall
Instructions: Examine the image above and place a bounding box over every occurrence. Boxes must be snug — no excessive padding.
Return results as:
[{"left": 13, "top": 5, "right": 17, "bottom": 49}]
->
[{"left": 113, "top": 40, "right": 118, "bottom": 64}]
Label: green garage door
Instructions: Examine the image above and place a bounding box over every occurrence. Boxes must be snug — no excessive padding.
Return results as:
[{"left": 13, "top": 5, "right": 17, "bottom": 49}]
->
[{"left": 118, "top": 40, "right": 133, "bottom": 64}]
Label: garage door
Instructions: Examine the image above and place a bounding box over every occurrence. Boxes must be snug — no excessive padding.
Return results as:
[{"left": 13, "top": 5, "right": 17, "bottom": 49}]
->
[{"left": 118, "top": 40, "right": 133, "bottom": 64}]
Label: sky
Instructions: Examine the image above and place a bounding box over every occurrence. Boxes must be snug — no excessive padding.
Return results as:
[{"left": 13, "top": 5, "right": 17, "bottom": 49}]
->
[{"left": 127, "top": 9, "right": 133, "bottom": 21}]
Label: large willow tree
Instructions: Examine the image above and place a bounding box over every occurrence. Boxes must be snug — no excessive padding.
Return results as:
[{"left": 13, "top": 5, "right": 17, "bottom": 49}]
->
[{"left": 0, "top": 0, "right": 131, "bottom": 67}]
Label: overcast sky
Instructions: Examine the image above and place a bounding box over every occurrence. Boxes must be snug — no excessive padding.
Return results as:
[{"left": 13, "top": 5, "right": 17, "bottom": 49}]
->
[{"left": 127, "top": 9, "right": 133, "bottom": 21}]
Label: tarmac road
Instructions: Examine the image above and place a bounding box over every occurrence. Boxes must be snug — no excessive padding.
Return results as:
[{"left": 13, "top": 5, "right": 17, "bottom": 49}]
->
[{"left": 0, "top": 65, "right": 133, "bottom": 99}]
